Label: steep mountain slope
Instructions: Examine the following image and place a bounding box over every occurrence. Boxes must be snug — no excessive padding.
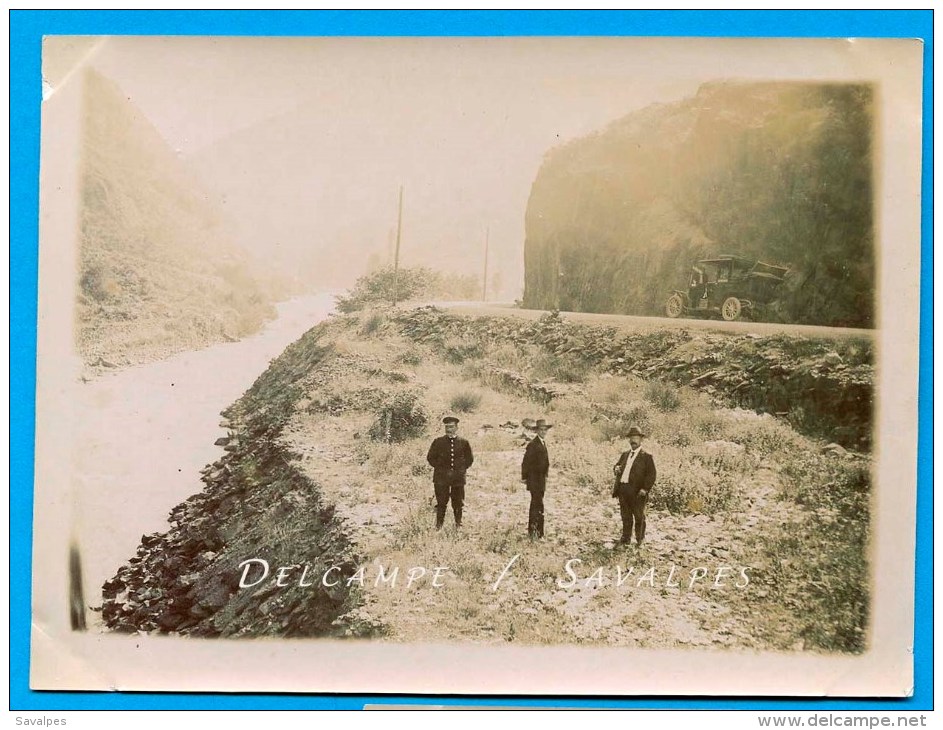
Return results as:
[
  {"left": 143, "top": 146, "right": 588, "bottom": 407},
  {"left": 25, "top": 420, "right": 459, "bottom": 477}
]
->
[
  {"left": 523, "top": 82, "right": 874, "bottom": 328},
  {"left": 76, "top": 69, "right": 277, "bottom": 368}
]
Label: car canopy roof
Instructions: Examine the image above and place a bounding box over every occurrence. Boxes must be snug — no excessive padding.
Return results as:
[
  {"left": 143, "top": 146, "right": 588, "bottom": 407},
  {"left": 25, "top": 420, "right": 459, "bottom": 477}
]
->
[{"left": 696, "top": 255, "right": 788, "bottom": 280}]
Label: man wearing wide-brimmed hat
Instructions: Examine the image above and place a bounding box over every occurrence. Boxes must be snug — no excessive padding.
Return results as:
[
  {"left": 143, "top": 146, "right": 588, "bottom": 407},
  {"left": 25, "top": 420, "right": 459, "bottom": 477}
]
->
[
  {"left": 426, "top": 416, "right": 474, "bottom": 529},
  {"left": 521, "top": 418, "right": 552, "bottom": 538},
  {"left": 612, "top": 425, "right": 657, "bottom": 546}
]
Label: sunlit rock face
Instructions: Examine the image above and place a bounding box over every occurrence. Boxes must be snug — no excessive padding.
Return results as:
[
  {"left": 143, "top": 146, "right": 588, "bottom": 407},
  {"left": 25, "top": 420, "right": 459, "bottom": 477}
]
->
[
  {"left": 523, "top": 81, "right": 874, "bottom": 328},
  {"left": 76, "top": 69, "right": 276, "bottom": 369}
]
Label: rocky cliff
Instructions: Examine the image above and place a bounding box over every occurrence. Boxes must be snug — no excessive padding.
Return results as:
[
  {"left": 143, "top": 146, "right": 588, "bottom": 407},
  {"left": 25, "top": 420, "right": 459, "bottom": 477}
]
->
[
  {"left": 76, "top": 70, "right": 277, "bottom": 370},
  {"left": 523, "top": 82, "right": 874, "bottom": 328}
]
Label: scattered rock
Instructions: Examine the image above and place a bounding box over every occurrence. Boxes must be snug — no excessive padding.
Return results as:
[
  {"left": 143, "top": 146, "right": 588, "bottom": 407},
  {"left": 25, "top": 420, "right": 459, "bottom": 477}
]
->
[{"left": 821, "top": 443, "right": 848, "bottom": 458}]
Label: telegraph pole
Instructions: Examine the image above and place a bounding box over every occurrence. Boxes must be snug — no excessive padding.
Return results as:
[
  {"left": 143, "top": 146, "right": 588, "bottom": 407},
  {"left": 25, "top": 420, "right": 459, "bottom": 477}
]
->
[
  {"left": 392, "top": 185, "right": 404, "bottom": 307},
  {"left": 482, "top": 226, "right": 490, "bottom": 302}
]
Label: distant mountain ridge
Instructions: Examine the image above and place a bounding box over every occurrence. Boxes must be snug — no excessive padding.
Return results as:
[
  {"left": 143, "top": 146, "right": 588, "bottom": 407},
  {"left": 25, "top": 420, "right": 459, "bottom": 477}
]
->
[
  {"left": 76, "top": 70, "right": 277, "bottom": 368},
  {"left": 523, "top": 81, "right": 874, "bottom": 328}
]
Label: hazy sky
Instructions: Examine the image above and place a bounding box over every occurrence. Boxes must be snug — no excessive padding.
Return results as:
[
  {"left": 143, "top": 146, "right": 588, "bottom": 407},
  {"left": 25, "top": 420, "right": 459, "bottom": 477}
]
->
[{"left": 45, "top": 35, "right": 885, "bottom": 295}]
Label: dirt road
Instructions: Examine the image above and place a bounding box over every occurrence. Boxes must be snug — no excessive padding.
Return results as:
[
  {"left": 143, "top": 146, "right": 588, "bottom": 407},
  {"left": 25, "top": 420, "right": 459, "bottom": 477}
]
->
[{"left": 439, "top": 302, "right": 874, "bottom": 340}]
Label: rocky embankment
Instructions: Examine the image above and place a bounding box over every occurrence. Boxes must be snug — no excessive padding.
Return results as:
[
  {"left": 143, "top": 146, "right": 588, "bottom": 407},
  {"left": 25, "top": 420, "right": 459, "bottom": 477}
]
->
[
  {"left": 397, "top": 307, "right": 873, "bottom": 450},
  {"left": 101, "top": 307, "right": 871, "bottom": 652}
]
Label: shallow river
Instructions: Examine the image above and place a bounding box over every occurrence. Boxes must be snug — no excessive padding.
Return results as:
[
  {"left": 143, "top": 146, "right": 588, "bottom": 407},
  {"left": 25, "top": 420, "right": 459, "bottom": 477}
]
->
[{"left": 72, "top": 294, "right": 337, "bottom": 618}]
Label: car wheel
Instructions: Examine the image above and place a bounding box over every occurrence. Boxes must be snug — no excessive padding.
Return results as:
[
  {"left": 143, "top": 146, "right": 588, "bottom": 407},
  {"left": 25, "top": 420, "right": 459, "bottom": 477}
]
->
[
  {"left": 721, "top": 297, "right": 742, "bottom": 321},
  {"left": 665, "top": 293, "right": 684, "bottom": 318}
]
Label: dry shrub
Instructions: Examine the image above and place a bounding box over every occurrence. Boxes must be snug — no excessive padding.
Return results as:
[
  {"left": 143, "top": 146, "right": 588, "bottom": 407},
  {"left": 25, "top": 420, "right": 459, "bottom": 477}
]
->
[
  {"left": 763, "top": 453, "right": 871, "bottom": 652},
  {"left": 368, "top": 391, "right": 428, "bottom": 443},
  {"left": 389, "top": 504, "right": 435, "bottom": 548},
  {"left": 593, "top": 417, "right": 629, "bottom": 443},
  {"left": 644, "top": 380, "right": 682, "bottom": 412},
  {"left": 450, "top": 390, "right": 483, "bottom": 413},
  {"left": 590, "top": 401, "right": 654, "bottom": 443},
  {"left": 694, "top": 443, "right": 755, "bottom": 475},
  {"left": 649, "top": 444, "right": 743, "bottom": 514},
  {"left": 725, "top": 413, "right": 806, "bottom": 456},
  {"left": 691, "top": 410, "right": 730, "bottom": 440},
  {"left": 80, "top": 263, "right": 120, "bottom": 302},
  {"left": 359, "top": 311, "right": 385, "bottom": 336},
  {"left": 533, "top": 353, "right": 590, "bottom": 383},
  {"left": 480, "top": 523, "right": 521, "bottom": 554},
  {"left": 585, "top": 375, "right": 636, "bottom": 405},
  {"left": 366, "top": 440, "right": 430, "bottom": 479},
  {"left": 489, "top": 342, "right": 536, "bottom": 371},
  {"left": 398, "top": 347, "right": 424, "bottom": 366},
  {"left": 442, "top": 337, "right": 485, "bottom": 364},
  {"left": 477, "top": 431, "right": 517, "bottom": 452},
  {"left": 553, "top": 437, "right": 614, "bottom": 491}
]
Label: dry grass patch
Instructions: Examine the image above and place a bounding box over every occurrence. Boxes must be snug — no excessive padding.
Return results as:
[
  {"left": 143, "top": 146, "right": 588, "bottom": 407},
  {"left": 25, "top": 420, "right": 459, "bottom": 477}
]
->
[
  {"left": 644, "top": 380, "right": 683, "bottom": 412},
  {"left": 475, "top": 431, "right": 519, "bottom": 452}
]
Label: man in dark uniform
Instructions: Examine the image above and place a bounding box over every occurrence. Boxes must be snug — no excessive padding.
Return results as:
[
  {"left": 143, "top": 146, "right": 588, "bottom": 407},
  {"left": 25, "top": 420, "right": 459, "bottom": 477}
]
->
[
  {"left": 426, "top": 416, "right": 474, "bottom": 529},
  {"left": 612, "top": 425, "right": 657, "bottom": 546},
  {"left": 521, "top": 419, "right": 552, "bottom": 538}
]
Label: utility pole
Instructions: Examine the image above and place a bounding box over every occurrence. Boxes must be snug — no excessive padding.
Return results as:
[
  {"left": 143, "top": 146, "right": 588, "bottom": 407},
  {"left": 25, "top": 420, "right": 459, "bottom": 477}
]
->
[
  {"left": 392, "top": 185, "right": 404, "bottom": 307},
  {"left": 482, "top": 226, "right": 489, "bottom": 302}
]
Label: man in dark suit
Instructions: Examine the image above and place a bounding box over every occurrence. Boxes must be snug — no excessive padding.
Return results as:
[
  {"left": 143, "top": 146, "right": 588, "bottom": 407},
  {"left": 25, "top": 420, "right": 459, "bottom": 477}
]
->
[
  {"left": 426, "top": 416, "right": 474, "bottom": 529},
  {"left": 612, "top": 425, "right": 657, "bottom": 546},
  {"left": 521, "top": 419, "right": 552, "bottom": 538}
]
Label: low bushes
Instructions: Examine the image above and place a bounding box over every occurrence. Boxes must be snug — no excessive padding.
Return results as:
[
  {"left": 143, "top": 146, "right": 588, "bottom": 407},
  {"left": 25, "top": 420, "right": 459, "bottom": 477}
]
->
[
  {"left": 644, "top": 381, "right": 682, "bottom": 412},
  {"left": 762, "top": 453, "right": 870, "bottom": 652},
  {"left": 336, "top": 267, "right": 479, "bottom": 313},
  {"left": 649, "top": 445, "right": 743, "bottom": 514},
  {"left": 442, "top": 336, "right": 486, "bottom": 365},
  {"left": 359, "top": 311, "right": 385, "bottom": 335},
  {"left": 450, "top": 390, "right": 483, "bottom": 413},
  {"left": 532, "top": 353, "right": 591, "bottom": 383},
  {"left": 367, "top": 391, "right": 429, "bottom": 443}
]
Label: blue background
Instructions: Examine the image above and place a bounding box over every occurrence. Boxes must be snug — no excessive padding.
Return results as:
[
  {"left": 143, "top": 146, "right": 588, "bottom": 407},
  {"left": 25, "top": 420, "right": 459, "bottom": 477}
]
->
[{"left": 10, "top": 10, "right": 933, "bottom": 711}]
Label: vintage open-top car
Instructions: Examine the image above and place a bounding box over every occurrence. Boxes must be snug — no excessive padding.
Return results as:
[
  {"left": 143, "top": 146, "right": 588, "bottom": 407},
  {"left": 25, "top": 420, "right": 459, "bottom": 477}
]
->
[{"left": 664, "top": 255, "right": 789, "bottom": 321}]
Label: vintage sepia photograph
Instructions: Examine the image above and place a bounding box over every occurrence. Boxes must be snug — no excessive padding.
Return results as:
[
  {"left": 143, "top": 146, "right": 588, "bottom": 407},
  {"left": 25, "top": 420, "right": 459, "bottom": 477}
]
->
[{"left": 30, "top": 34, "right": 923, "bottom": 696}]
